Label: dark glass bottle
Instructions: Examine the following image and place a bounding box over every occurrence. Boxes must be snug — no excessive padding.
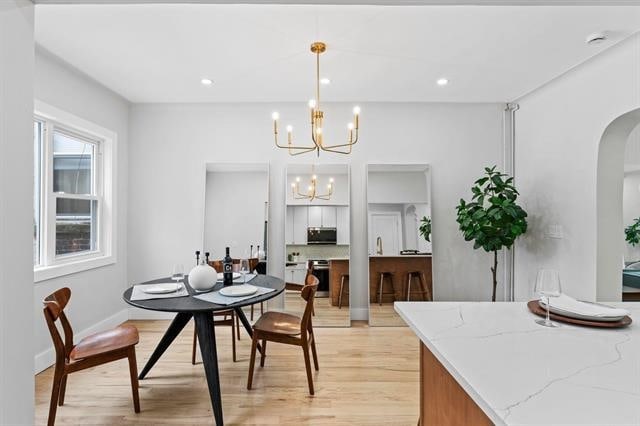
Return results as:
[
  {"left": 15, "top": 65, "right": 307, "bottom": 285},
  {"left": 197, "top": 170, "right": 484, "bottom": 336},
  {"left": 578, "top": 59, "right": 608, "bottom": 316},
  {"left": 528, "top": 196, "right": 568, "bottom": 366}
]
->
[
  {"left": 205, "top": 252, "right": 210, "bottom": 265},
  {"left": 223, "top": 247, "right": 233, "bottom": 286},
  {"left": 195, "top": 251, "right": 201, "bottom": 266}
]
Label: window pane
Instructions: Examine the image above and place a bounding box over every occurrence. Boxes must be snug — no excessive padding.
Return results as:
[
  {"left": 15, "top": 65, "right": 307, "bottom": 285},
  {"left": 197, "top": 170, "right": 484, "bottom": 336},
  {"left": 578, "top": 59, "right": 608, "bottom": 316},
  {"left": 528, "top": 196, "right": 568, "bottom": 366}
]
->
[
  {"left": 53, "top": 131, "right": 94, "bottom": 195},
  {"left": 56, "top": 198, "right": 97, "bottom": 256},
  {"left": 34, "top": 121, "right": 42, "bottom": 265}
]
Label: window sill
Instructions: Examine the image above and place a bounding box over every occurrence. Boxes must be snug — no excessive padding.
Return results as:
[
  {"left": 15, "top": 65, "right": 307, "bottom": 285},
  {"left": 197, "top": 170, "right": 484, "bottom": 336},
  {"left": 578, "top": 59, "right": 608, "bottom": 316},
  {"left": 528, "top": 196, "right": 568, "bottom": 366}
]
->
[{"left": 34, "top": 255, "right": 116, "bottom": 283}]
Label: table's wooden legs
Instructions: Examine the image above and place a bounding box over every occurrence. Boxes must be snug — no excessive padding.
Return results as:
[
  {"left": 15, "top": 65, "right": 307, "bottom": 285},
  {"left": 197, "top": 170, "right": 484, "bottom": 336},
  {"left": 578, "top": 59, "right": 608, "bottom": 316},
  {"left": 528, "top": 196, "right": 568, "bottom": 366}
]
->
[
  {"left": 194, "top": 311, "right": 224, "bottom": 426},
  {"left": 138, "top": 312, "right": 193, "bottom": 380}
]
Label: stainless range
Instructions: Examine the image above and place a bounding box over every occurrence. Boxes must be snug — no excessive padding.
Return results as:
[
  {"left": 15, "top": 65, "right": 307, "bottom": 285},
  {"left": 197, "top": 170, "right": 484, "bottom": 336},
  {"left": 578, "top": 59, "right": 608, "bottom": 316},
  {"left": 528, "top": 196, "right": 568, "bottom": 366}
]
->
[{"left": 309, "top": 259, "right": 330, "bottom": 297}]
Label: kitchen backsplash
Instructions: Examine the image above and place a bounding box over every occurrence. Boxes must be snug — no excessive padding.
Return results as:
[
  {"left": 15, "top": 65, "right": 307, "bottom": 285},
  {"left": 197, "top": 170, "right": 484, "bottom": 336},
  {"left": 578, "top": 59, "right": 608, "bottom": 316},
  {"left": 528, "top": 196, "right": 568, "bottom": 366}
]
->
[{"left": 286, "top": 244, "right": 350, "bottom": 260}]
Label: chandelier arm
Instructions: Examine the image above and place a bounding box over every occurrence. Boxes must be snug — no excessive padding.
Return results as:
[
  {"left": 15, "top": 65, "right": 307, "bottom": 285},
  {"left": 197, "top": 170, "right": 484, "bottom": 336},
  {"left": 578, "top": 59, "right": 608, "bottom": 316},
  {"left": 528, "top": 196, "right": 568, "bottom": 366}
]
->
[{"left": 275, "top": 132, "right": 316, "bottom": 151}]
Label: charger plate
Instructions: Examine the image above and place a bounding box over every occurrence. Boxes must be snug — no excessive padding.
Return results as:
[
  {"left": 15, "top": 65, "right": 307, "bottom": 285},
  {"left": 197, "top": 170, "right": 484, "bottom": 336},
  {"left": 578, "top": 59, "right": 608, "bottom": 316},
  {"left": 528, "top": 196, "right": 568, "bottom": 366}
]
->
[{"left": 527, "top": 300, "right": 632, "bottom": 328}]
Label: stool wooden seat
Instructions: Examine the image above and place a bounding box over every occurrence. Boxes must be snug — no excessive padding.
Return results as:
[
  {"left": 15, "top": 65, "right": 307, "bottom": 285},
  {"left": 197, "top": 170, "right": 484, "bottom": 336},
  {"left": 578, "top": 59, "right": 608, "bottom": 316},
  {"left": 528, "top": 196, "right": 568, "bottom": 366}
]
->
[
  {"left": 377, "top": 271, "right": 396, "bottom": 306},
  {"left": 406, "top": 271, "right": 432, "bottom": 301},
  {"left": 338, "top": 274, "right": 350, "bottom": 309}
]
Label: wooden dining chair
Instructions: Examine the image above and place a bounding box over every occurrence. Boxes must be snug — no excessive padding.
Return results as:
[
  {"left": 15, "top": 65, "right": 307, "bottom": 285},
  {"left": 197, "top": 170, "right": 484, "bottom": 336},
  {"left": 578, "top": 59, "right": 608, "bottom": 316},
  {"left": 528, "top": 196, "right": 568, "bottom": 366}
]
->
[
  {"left": 247, "top": 276, "right": 319, "bottom": 395},
  {"left": 285, "top": 263, "right": 316, "bottom": 316},
  {"left": 43, "top": 287, "right": 140, "bottom": 426}
]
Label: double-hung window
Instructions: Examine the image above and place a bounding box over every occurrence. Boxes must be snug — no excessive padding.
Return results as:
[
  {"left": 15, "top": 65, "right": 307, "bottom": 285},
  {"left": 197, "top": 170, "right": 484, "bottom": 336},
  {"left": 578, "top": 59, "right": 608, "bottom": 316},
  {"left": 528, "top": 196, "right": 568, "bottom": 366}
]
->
[{"left": 34, "top": 102, "right": 116, "bottom": 281}]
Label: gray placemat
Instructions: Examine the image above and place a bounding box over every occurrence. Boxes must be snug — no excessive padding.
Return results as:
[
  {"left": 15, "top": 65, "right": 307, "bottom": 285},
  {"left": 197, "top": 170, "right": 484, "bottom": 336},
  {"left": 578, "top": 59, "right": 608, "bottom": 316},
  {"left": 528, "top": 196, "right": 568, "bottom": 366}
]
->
[
  {"left": 193, "top": 285, "right": 275, "bottom": 306},
  {"left": 130, "top": 282, "right": 189, "bottom": 301}
]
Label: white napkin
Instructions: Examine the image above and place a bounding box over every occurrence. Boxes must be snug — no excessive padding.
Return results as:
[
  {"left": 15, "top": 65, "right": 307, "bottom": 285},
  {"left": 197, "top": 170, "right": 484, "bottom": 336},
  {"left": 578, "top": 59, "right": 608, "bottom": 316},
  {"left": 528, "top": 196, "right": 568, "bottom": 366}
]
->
[
  {"left": 540, "top": 293, "right": 629, "bottom": 318},
  {"left": 216, "top": 273, "right": 256, "bottom": 283},
  {"left": 193, "top": 285, "right": 275, "bottom": 306}
]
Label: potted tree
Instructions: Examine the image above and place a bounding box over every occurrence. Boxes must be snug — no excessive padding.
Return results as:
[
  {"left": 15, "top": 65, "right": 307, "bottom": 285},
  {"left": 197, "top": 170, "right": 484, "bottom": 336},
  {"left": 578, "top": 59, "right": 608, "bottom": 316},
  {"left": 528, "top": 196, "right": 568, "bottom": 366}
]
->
[
  {"left": 419, "top": 216, "right": 432, "bottom": 243},
  {"left": 456, "top": 166, "right": 528, "bottom": 301},
  {"left": 625, "top": 217, "right": 640, "bottom": 247}
]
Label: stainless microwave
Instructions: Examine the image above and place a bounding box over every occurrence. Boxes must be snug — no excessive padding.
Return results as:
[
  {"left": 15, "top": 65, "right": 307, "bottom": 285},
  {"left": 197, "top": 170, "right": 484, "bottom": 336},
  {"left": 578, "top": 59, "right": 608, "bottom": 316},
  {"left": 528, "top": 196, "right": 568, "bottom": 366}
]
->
[{"left": 307, "top": 227, "right": 337, "bottom": 245}]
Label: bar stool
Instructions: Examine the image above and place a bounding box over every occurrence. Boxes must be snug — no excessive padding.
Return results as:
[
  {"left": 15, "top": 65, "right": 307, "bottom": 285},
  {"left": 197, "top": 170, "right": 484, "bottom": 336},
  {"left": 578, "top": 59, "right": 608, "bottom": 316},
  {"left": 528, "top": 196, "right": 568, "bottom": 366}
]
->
[
  {"left": 406, "top": 271, "right": 432, "bottom": 301},
  {"left": 377, "top": 272, "right": 396, "bottom": 305},
  {"left": 338, "top": 274, "right": 349, "bottom": 309}
]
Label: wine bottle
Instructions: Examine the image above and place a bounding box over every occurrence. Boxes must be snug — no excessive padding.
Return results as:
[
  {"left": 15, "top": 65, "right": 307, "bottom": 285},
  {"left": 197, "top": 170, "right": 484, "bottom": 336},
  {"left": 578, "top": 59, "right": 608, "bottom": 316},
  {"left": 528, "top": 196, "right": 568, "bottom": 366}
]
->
[
  {"left": 205, "top": 252, "right": 210, "bottom": 265},
  {"left": 223, "top": 247, "right": 233, "bottom": 286},
  {"left": 195, "top": 250, "right": 201, "bottom": 266}
]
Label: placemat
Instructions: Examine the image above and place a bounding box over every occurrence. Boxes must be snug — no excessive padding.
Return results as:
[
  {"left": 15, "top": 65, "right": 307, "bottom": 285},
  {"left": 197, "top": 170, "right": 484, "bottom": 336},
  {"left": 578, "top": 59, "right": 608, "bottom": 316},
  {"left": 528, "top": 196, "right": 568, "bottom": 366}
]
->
[
  {"left": 193, "top": 285, "right": 275, "bottom": 306},
  {"left": 130, "top": 282, "right": 189, "bottom": 301}
]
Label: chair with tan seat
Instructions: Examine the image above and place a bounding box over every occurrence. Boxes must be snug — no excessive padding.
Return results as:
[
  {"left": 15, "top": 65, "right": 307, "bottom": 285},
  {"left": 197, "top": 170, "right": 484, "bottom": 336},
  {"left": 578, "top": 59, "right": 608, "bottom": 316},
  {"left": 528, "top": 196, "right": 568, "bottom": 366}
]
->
[
  {"left": 43, "top": 287, "right": 140, "bottom": 426},
  {"left": 247, "top": 276, "right": 320, "bottom": 395}
]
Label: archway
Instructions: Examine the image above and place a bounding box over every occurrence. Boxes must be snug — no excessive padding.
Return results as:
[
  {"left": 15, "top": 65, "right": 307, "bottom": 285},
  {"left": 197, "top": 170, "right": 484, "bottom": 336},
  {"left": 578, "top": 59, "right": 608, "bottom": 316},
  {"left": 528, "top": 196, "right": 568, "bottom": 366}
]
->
[{"left": 596, "top": 108, "right": 640, "bottom": 301}]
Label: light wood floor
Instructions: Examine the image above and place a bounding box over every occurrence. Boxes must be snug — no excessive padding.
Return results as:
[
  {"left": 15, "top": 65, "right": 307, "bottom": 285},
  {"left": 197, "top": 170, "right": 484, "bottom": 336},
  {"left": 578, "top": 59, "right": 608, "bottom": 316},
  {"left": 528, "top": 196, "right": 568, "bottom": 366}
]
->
[
  {"left": 36, "top": 320, "right": 419, "bottom": 425},
  {"left": 285, "top": 292, "right": 350, "bottom": 327},
  {"left": 369, "top": 304, "right": 409, "bottom": 327}
]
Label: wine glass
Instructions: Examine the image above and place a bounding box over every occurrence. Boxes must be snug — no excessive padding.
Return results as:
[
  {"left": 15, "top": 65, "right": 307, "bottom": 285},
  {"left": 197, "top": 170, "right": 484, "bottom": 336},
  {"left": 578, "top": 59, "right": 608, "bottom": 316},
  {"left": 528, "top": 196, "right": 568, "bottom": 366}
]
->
[
  {"left": 171, "top": 264, "right": 184, "bottom": 286},
  {"left": 240, "top": 258, "right": 250, "bottom": 284},
  {"left": 534, "top": 269, "right": 562, "bottom": 328}
]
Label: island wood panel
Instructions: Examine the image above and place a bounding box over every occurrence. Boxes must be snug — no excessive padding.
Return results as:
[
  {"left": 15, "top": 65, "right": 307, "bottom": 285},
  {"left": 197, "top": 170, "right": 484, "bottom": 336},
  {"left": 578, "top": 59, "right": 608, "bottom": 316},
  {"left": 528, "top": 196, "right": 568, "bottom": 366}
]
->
[
  {"left": 369, "top": 256, "right": 432, "bottom": 304},
  {"left": 420, "top": 343, "right": 493, "bottom": 426},
  {"left": 329, "top": 259, "right": 349, "bottom": 307}
]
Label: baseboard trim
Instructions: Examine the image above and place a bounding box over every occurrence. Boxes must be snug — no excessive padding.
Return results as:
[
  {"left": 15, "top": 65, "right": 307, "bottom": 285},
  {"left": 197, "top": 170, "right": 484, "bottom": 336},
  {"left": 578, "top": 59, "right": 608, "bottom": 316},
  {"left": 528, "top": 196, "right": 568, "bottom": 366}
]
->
[
  {"left": 350, "top": 308, "right": 369, "bottom": 321},
  {"left": 128, "top": 307, "right": 175, "bottom": 320},
  {"left": 34, "top": 308, "right": 129, "bottom": 374}
]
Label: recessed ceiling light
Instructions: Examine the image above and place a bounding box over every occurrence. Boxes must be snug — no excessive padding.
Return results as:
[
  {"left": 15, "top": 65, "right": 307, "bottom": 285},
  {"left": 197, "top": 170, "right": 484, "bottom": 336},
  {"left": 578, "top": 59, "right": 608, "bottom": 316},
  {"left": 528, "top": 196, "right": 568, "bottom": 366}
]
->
[
  {"left": 585, "top": 32, "right": 607, "bottom": 45},
  {"left": 437, "top": 78, "right": 449, "bottom": 86},
  {"left": 201, "top": 78, "right": 213, "bottom": 86},
  {"left": 320, "top": 77, "right": 331, "bottom": 85}
]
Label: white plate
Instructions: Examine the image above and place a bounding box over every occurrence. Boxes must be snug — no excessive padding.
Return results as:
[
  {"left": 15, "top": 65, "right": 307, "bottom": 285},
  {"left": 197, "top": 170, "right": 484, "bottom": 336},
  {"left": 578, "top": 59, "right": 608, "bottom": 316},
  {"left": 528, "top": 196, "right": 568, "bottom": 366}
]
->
[
  {"left": 217, "top": 272, "right": 242, "bottom": 281},
  {"left": 219, "top": 284, "right": 258, "bottom": 297},
  {"left": 142, "top": 283, "right": 181, "bottom": 294},
  {"left": 538, "top": 300, "right": 626, "bottom": 322}
]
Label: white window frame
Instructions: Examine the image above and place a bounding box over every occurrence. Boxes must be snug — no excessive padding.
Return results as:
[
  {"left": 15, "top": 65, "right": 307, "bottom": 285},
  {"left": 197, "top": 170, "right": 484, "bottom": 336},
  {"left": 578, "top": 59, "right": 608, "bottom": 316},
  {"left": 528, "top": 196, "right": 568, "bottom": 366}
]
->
[{"left": 34, "top": 100, "right": 117, "bottom": 282}]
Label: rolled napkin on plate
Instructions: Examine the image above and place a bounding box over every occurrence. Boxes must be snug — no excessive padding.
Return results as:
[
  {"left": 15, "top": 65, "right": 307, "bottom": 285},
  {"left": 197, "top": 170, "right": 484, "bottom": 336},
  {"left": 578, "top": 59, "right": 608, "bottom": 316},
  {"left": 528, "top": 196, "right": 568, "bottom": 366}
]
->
[{"left": 539, "top": 293, "right": 630, "bottom": 321}]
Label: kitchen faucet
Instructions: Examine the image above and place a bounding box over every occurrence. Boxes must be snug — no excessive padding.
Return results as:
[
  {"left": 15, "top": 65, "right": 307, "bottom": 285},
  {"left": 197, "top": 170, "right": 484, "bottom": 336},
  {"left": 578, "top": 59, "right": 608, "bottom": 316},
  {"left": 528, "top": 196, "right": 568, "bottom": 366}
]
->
[{"left": 376, "top": 236, "right": 383, "bottom": 255}]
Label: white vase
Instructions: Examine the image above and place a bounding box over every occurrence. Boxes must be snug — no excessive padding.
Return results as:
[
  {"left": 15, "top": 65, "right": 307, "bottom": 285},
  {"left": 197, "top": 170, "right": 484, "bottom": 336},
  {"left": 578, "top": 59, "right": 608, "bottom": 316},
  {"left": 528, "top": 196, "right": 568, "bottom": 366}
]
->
[{"left": 188, "top": 262, "right": 217, "bottom": 292}]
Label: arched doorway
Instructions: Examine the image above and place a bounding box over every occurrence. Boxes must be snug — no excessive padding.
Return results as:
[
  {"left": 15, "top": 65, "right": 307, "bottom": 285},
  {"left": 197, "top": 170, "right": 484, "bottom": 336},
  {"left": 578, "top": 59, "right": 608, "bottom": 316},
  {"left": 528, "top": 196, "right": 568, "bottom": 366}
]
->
[{"left": 596, "top": 108, "right": 640, "bottom": 301}]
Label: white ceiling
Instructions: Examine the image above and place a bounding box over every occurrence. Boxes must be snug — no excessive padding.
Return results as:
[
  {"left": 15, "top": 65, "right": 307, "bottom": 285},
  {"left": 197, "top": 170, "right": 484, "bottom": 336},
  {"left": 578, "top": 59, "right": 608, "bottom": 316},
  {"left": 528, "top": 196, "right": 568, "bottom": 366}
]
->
[{"left": 35, "top": 4, "right": 640, "bottom": 103}]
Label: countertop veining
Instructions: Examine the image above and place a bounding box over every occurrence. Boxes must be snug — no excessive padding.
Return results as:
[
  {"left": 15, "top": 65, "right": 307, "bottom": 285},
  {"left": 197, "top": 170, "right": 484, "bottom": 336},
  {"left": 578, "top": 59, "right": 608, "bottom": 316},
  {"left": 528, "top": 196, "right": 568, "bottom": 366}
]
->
[{"left": 395, "top": 301, "right": 640, "bottom": 425}]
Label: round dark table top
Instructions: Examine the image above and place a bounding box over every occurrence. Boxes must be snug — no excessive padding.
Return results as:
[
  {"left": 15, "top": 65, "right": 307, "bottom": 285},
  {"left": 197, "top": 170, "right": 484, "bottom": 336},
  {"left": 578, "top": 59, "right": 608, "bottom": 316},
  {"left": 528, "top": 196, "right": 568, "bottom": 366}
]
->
[{"left": 123, "top": 274, "right": 284, "bottom": 313}]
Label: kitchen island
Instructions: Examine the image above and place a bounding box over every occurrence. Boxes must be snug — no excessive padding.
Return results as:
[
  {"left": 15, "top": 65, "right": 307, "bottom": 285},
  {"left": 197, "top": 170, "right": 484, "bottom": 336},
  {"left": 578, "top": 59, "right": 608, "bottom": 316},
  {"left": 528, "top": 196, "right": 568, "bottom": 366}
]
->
[
  {"left": 369, "top": 255, "right": 432, "bottom": 304},
  {"left": 395, "top": 301, "right": 640, "bottom": 425}
]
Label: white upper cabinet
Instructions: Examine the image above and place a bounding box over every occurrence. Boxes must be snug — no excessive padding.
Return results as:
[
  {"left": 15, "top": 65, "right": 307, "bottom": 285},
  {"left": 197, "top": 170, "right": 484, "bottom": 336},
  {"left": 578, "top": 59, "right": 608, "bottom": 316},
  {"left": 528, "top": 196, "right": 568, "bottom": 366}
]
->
[
  {"left": 308, "top": 206, "right": 322, "bottom": 228},
  {"left": 293, "top": 206, "right": 308, "bottom": 244},
  {"left": 337, "top": 206, "right": 349, "bottom": 244},
  {"left": 322, "top": 206, "right": 337, "bottom": 227}
]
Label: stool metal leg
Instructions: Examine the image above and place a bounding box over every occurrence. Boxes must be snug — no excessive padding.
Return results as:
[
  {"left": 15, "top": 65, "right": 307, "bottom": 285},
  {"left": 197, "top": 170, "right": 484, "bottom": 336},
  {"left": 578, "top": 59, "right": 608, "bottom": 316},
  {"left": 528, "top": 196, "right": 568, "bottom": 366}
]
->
[
  {"left": 407, "top": 273, "right": 412, "bottom": 301},
  {"left": 339, "top": 276, "right": 345, "bottom": 309},
  {"left": 378, "top": 274, "right": 384, "bottom": 306}
]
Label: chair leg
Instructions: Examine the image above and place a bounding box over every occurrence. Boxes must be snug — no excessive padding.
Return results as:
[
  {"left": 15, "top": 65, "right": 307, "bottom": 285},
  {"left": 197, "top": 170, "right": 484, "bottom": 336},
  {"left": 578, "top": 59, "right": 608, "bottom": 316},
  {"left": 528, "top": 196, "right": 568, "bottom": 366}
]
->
[
  {"left": 310, "top": 333, "right": 319, "bottom": 371},
  {"left": 302, "top": 345, "right": 315, "bottom": 395},
  {"left": 250, "top": 304, "right": 254, "bottom": 321},
  {"left": 236, "top": 314, "right": 241, "bottom": 340},
  {"left": 47, "top": 365, "right": 63, "bottom": 426},
  {"left": 407, "top": 273, "right": 413, "bottom": 301},
  {"left": 231, "top": 313, "right": 237, "bottom": 363},
  {"left": 247, "top": 334, "right": 259, "bottom": 390},
  {"left": 260, "top": 302, "right": 264, "bottom": 315},
  {"left": 128, "top": 347, "right": 141, "bottom": 413},
  {"left": 58, "top": 374, "right": 67, "bottom": 406},
  {"left": 191, "top": 325, "right": 198, "bottom": 365},
  {"left": 260, "top": 339, "right": 267, "bottom": 367}
]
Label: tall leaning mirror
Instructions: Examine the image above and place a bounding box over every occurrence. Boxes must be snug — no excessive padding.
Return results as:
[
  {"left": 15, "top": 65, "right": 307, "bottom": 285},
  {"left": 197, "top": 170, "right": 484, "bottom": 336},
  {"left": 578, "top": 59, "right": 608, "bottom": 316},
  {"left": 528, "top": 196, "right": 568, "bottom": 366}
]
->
[
  {"left": 367, "top": 164, "right": 433, "bottom": 326},
  {"left": 284, "top": 164, "right": 350, "bottom": 327},
  {"left": 203, "top": 163, "right": 270, "bottom": 319}
]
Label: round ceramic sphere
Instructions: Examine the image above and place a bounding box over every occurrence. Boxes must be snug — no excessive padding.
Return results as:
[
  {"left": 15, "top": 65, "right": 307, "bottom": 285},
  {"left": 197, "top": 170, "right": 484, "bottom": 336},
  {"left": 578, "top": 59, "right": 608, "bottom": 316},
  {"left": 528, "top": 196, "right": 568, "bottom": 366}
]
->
[{"left": 188, "top": 263, "right": 217, "bottom": 291}]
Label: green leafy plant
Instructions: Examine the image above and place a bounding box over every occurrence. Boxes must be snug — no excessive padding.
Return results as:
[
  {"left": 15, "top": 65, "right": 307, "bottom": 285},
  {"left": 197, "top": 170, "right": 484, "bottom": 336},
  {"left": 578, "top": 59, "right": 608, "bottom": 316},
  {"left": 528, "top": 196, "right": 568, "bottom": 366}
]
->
[
  {"left": 419, "top": 216, "right": 432, "bottom": 243},
  {"left": 625, "top": 217, "right": 640, "bottom": 246},
  {"left": 456, "top": 166, "right": 528, "bottom": 301}
]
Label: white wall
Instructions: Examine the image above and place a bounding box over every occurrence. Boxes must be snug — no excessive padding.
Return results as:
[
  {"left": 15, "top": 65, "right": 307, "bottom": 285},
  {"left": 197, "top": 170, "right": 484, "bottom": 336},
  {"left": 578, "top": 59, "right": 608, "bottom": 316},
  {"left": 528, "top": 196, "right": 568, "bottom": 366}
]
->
[
  {"left": 514, "top": 34, "right": 640, "bottom": 301},
  {"left": 204, "top": 170, "right": 268, "bottom": 259},
  {"left": 33, "top": 48, "right": 130, "bottom": 370},
  {"left": 368, "top": 170, "right": 430, "bottom": 203},
  {"left": 0, "top": 2, "right": 35, "bottom": 423},
  {"left": 624, "top": 172, "right": 640, "bottom": 263},
  {"left": 128, "top": 102, "right": 504, "bottom": 317}
]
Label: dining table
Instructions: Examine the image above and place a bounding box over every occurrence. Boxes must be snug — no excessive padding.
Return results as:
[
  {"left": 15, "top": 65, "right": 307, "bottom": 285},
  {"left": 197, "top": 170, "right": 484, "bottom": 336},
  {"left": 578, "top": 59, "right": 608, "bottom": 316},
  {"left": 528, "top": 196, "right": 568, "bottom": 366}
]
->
[{"left": 123, "top": 274, "right": 285, "bottom": 426}]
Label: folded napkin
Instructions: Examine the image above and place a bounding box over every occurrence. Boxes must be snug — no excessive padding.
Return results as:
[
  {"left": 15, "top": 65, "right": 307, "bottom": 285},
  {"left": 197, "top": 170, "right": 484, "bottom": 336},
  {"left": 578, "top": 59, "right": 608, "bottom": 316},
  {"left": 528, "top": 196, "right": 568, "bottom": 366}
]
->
[
  {"left": 540, "top": 293, "right": 629, "bottom": 318},
  {"left": 216, "top": 273, "right": 257, "bottom": 284},
  {"left": 130, "top": 282, "right": 189, "bottom": 301},
  {"left": 193, "top": 285, "right": 275, "bottom": 306}
]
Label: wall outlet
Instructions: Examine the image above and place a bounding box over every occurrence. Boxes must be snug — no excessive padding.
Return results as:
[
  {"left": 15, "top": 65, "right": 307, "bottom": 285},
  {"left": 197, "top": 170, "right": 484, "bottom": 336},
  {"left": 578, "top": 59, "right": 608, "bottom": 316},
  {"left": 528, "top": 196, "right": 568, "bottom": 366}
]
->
[{"left": 546, "top": 224, "right": 564, "bottom": 239}]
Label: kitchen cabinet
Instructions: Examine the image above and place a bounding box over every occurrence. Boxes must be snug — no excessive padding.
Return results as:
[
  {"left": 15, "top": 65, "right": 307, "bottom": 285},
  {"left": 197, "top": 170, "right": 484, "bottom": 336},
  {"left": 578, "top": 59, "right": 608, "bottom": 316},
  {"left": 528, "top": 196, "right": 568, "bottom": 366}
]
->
[
  {"left": 286, "top": 206, "right": 308, "bottom": 244},
  {"left": 285, "top": 265, "right": 307, "bottom": 285},
  {"left": 307, "top": 206, "right": 337, "bottom": 228},
  {"left": 337, "top": 206, "right": 349, "bottom": 244}
]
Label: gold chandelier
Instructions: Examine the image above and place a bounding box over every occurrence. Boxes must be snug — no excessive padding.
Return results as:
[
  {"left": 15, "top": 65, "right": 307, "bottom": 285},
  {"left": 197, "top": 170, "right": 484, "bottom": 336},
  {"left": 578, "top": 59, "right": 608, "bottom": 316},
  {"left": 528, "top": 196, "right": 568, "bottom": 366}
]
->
[
  {"left": 272, "top": 41, "right": 360, "bottom": 157},
  {"left": 291, "top": 166, "right": 334, "bottom": 201}
]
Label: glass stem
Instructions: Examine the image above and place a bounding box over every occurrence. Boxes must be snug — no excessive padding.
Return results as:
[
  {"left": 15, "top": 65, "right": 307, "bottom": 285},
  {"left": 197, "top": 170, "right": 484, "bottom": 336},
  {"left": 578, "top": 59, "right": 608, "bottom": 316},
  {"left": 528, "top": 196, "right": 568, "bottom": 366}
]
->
[{"left": 546, "top": 296, "right": 551, "bottom": 324}]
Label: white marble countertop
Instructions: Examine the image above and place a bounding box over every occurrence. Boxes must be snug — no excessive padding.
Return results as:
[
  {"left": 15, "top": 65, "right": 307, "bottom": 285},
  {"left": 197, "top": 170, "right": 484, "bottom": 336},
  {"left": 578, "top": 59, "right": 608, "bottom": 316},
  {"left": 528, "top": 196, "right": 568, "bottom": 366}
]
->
[{"left": 395, "top": 301, "right": 640, "bottom": 425}]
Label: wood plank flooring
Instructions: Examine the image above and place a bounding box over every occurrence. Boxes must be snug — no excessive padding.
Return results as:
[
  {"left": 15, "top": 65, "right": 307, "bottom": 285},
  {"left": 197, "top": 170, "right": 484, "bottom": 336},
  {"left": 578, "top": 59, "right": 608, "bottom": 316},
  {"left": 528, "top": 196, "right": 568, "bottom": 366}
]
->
[{"left": 35, "top": 320, "right": 419, "bottom": 425}]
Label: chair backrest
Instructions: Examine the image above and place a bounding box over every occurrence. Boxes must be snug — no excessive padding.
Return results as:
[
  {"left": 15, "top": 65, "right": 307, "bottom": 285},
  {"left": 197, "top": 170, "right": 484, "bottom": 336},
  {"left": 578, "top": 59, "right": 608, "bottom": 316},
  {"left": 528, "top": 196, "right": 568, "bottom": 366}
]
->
[
  {"left": 209, "top": 258, "right": 258, "bottom": 273},
  {"left": 300, "top": 275, "right": 319, "bottom": 335},
  {"left": 43, "top": 287, "right": 74, "bottom": 362}
]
